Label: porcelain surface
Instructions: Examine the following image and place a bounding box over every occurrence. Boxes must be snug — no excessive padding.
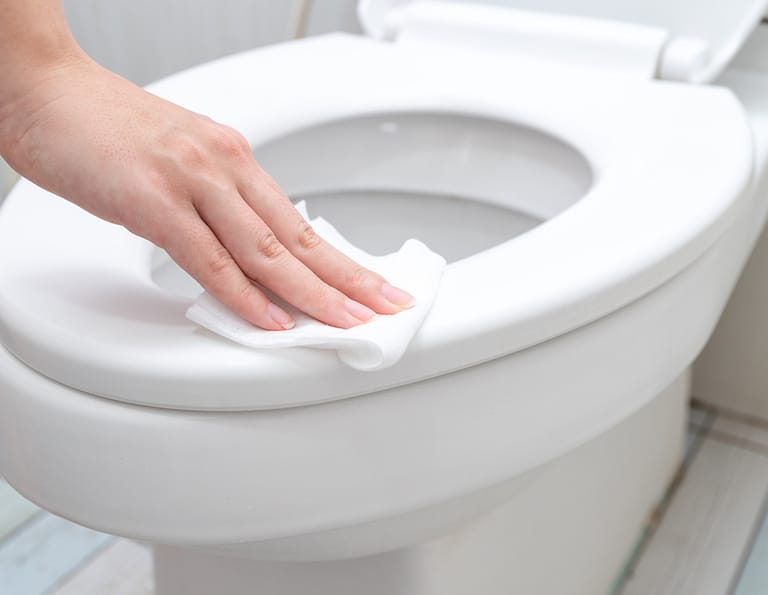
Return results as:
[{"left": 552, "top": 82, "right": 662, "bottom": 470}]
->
[{"left": 0, "top": 34, "right": 753, "bottom": 410}]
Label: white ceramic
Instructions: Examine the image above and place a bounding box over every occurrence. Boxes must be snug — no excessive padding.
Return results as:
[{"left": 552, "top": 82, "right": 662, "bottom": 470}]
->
[
  {"left": 692, "top": 26, "right": 768, "bottom": 419},
  {"left": 1, "top": 2, "right": 768, "bottom": 594},
  {"left": 0, "top": 35, "right": 754, "bottom": 411}
]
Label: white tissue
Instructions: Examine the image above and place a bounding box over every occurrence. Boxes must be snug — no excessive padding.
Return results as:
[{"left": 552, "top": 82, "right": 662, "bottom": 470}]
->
[{"left": 186, "top": 201, "right": 446, "bottom": 371}]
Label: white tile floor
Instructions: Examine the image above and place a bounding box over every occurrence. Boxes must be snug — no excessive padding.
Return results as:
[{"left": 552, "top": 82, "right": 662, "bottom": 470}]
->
[
  {"left": 2, "top": 402, "right": 768, "bottom": 595},
  {"left": 616, "top": 402, "right": 768, "bottom": 595}
]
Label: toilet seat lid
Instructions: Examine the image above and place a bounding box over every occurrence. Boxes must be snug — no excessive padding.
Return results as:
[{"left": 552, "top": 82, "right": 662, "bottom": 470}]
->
[{"left": 359, "top": 0, "right": 768, "bottom": 82}]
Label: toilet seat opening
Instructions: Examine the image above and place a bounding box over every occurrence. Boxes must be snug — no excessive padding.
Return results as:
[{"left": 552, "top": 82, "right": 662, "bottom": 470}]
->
[
  {"left": 258, "top": 111, "right": 593, "bottom": 262},
  {"left": 151, "top": 111, "right": 592, "bottom": 297}
]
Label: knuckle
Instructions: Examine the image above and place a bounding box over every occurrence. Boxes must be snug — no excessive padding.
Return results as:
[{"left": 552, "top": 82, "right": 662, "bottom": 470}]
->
[
  {"left": 213, "top": 126, "right": 251, "bottom": 159},
  {"left": 235, "top": 281, "right": 261, "bottom": 305},
  {"left": 233, "top": 132, "right": 252, "bottom": 155},
  {"left": 257, "top": 232, "right": 285, "bottom": 260},
  {"left": 297, "top": 221, "right": 322, "bottom": 251},
  {"left": 205, "top": 245, "right": 234, "bottom": 278},
  {"left": 346, "top": 265, "right": 376, "bottom": 289}
]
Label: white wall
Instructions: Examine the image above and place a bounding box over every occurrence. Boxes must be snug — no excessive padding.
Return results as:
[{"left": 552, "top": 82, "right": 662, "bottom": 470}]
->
[
  {"left": 304, "top": 0, "right": 361, "bottom": 35},
  {"left": 61, "top": 0, "right": 307, "bottom": 85},
  {"left": 61, "top": 0, "right": 361, "bottom": 85},
  {"left": 0, "top": 0, "right": 361, "bottom": 203}
]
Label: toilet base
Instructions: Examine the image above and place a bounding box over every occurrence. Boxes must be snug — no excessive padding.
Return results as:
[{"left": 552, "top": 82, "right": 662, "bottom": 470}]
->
[{"left": 153, "top": 371, "right": 687, "bottom": 595}]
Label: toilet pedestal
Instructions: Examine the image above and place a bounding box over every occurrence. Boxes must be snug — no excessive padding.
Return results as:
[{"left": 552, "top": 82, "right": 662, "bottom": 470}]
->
[{"left": 152, "top": 371, "right": 687, "bottom": 595}]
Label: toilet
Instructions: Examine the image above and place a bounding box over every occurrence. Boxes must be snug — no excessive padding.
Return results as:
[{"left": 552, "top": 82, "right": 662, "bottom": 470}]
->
[{"left": 2, "top": 1, "right": 768, "bottom": 594}]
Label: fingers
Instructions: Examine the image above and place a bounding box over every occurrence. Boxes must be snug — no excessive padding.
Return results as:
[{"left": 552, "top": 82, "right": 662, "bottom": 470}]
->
[
  {"left": 238, "top": 172, "right": 415, "bottom": 315},
  {"left": 154, "top": 121, "right": 415, "bottom": 331},
  {"left": 160, "top": 210, "right": 296, "bottom": 331},
  {"left": 192, "top": 185, "right": 379, "bottom": 329}
]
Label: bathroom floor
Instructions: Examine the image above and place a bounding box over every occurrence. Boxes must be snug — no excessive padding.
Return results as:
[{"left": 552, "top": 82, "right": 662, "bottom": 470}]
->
[
  {"left": 1, "top": 402, "right": 767, "bottom": 595},
  {"left": 614, "top": 401, "right": 768, "bottom": 595}
]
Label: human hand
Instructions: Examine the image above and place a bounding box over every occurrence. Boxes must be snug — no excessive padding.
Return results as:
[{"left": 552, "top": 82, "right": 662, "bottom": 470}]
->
[{"left": 0, "top": 56, "right": 415, "bottom": 330}]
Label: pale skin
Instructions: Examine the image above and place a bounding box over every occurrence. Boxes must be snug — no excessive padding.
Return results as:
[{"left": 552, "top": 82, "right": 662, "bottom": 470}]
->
[{"left": 0, "top": 1, "right": 415, "bottom": 331}]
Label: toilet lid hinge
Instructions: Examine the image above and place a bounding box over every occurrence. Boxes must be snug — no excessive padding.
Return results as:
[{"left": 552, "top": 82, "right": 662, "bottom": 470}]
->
[{"left": 374, "top": 1, "right": 712, "bottom": 82}]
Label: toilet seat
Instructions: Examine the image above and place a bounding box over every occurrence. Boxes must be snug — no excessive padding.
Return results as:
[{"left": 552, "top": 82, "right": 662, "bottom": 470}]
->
[{"left": 0, "top": 33, "right": 754, "bottom": 411}]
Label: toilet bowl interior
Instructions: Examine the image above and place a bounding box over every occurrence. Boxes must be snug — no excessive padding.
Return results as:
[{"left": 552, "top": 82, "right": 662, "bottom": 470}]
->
[{"left": 152, "top": 111, "right": 592, "bottom": 298}]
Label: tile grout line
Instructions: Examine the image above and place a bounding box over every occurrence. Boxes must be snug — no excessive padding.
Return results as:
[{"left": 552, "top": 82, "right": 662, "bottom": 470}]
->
[
  {"left": 609, "top": 525, "right": 655, "bottom": 595},
  {"left": 688, "top": 398, "right": 768, "bottom": 595},
  {"left": 683, "top": 406, "right": 717, "bottom": 464},
  {"left": 0, "top": 509, "right": 46, "bottom": 548},
  {"left": 621, "top": 402, "right": 768, "bottom": 595},
  {"left": 618, "top": 408, "right": 768, "bottom": 595},
  {"left": 612, "top": 408, "right": 717, "bottom": 593},
  {"left": 709, "top": 400, "right": 768, "bottom": 594},
  {"left": 690, "top": 397, "right": 768, "bottom": 456},
  {"left": 706, "top": 429, "right": 768, "bottom": 457},
  {"left": 40, "top": 535, "right": 118, "bottom": 595},
  {"left": 697, "top": 399, "right": 768, "bottom": 432},
  {"left": 688, "top": 423, "right": 709, "bottom": 435},
  {"left": 688, "top": 400, "right": 718, "bottom": 432},
  {"left": 725, "top": 480, "right": 768, "bottom": 595}
]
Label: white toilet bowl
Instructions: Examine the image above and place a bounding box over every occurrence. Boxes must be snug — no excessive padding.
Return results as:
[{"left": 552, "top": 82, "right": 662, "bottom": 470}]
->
[{"left": 1, "top": 2, "right": 768, "bottom": 594}]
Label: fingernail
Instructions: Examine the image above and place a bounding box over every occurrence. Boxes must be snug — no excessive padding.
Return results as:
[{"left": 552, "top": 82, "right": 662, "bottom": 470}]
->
[
  {"left": 382, "top": 283, "right": 415, "bottom": 308},
  {"left": 268, "top": 303, "right": 295, "bottom": 330},
  {"left": 345, "top": 298, "right": 377, "bottom": 323}
]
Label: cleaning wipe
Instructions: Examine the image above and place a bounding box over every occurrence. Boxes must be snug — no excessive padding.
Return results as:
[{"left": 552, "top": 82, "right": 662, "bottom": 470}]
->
[{"left": 186, "top": 201, "right": 447, "bottom": 371}]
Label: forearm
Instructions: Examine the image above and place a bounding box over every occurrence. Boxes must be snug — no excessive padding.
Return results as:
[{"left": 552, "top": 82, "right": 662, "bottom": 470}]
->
[
  {"left": 0, "top": 0, "right": 83, "bottom": 74},
  {"left": 0, "top": 1, "right": 87, "bottom": 148}
]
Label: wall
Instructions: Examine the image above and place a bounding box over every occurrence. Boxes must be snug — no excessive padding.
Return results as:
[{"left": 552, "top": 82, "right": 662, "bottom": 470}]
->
[
  {"left": 60, "top": 0, "right": 361, "bottom": 85},
  {"left": 693, "top": 213, "right": 768, "bottom": 420},
  {"left": 304, "top": 0, "right": 361, "bottom": 36},
  {"left": 0, "top": 0, "right": 361, "bottom": 203},
  {"left": 61, "top": 0, "right": 308, "bottom": 85},
  {"left": 692, "top": 25, "right": 768, "bottom": 420}
]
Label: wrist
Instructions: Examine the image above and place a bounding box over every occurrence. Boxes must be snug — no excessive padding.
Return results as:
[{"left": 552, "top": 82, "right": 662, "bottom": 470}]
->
[
  {"left": 0, "top": 3, "right": 92, "bottom": 140},
  {"left": 0, "top": 38, "right": 87, "bottom": 101},
  {"left": 0, "top": 44, "right": 91, "bottom": 163}
]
